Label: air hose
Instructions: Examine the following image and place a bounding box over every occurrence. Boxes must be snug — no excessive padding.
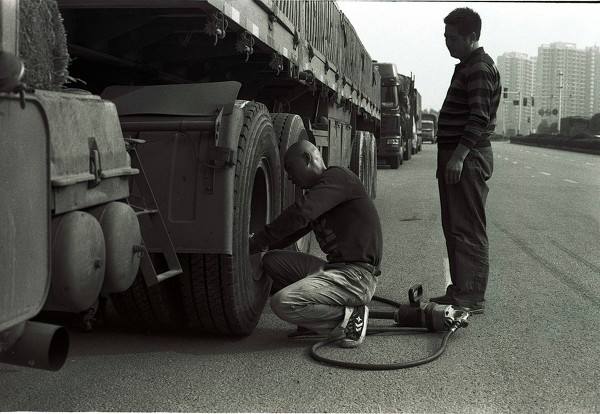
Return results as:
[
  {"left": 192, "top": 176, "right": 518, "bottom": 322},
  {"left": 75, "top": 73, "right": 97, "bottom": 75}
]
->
[{"left": 308, "top": 292, "right": 469, "bottom": 370}]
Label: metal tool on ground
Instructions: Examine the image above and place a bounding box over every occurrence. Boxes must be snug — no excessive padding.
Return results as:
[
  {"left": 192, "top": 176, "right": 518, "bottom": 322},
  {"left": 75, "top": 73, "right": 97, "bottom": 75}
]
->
[{"left": 309, "top": 284, "right": 470, "bottom": 370}]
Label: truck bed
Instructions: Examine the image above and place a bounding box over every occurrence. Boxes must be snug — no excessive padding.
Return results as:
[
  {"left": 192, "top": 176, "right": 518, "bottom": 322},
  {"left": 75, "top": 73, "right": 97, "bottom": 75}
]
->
[{"left": 57, "top": 0, "right": 380, "bottom": 119}]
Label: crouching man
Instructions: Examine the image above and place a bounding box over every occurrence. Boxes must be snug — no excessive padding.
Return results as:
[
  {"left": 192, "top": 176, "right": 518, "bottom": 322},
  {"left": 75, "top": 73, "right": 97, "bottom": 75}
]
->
[{"left": 249, "top": 140, "right": 383, "bottom": 348}]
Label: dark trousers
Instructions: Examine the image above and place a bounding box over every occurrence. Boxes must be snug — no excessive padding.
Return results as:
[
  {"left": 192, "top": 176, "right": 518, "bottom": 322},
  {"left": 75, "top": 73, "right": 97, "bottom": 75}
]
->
[{"left": 437, "top": 146, "right": 494, "bottom": 304}]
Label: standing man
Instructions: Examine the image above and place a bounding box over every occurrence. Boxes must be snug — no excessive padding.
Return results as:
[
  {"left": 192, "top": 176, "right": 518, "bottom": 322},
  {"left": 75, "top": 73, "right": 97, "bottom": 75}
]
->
[
  {"left": 249, "top": 140, "right": 382, "bottom": 348},
  {"left": 431, "top": 8, "right": 501, "bottom": 314}
]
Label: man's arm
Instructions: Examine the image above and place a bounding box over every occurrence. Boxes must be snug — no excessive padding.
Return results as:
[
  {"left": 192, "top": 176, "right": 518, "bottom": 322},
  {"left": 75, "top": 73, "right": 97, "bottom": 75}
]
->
[
  {"left": 446, "top": 62, "right": 497, "bottom": 184},
  {"left": 249, "top": 169, "right": 355, "bottom": 252}
]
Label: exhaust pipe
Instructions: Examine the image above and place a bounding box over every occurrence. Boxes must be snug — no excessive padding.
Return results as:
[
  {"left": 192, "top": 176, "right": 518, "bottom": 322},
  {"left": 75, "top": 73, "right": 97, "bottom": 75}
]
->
[{"left": 0, "top": 321, "right": 69, "bottom": 371}]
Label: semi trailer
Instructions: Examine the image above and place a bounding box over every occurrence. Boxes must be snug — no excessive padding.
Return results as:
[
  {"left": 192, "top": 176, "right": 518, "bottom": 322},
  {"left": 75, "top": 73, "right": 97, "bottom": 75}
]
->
[{"left": 0, "top": 0, "right": 381, "bottom": 370}]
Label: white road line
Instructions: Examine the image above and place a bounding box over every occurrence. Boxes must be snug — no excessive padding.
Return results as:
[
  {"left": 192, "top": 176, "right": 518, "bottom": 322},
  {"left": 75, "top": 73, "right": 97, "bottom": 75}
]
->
[
  {"left": 585, "top": 162, "right": 595, "bottom": 166},
  {"left": 525, "top": 166, "right": 532, "bottom": 169},
  {"left": 443, "top": 257, "right": 451, "bottom": 287},
  {"left": 512, "top": 161, "right": 518, "bottom": 165},
  {"left": 504, "top": 157, "right": 509, "bottom": 161},
  {"left": 525, "top": 150, "right": 531, "bottom": 153},
  {"left": 531, "top": 175, "right": 536, "bottom": 178},
  {"left": 540, "top": 172, "right": 552, "bottom": 176},
  {"left": 563, "top": 179, "right": 579, "bottom": 184}
]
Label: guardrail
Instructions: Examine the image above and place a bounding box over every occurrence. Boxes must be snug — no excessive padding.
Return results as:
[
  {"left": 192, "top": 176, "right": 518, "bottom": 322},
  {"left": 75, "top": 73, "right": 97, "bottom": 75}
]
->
[{"left": 509, "top": 134, "right": 600, "bottom": 156}]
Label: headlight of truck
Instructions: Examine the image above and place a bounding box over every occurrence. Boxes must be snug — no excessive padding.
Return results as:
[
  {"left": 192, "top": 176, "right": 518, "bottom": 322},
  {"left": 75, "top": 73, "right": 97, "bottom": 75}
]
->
[{"left": 386, "top": 138, "right": 400, "bottom": 145}]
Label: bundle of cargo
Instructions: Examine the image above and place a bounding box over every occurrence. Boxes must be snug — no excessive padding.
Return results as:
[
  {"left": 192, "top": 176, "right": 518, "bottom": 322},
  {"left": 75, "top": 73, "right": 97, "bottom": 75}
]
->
[{"left": 19, "top": 0, "right": 69, "bottom": 89}]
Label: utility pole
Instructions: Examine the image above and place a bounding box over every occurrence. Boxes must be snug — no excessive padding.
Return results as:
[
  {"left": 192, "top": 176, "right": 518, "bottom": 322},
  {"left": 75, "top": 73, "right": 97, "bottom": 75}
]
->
[
  {"left": 517, "top": 90, "right": 522, "bottom": 135},
  {"left": 558, "top": 71, "right": 564, "bottom": 134},
  {"left": 502, "top": 99, "right": 506, "bottom": 135}
]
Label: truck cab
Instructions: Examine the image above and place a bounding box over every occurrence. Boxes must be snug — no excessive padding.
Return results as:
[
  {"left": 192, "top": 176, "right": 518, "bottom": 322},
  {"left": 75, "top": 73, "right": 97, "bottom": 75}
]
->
[
  {"left": 374, "top": 62, "right": 404, "bottom": 169},
  {"left": 421, "top": 113, "right": 438, "bottom": 143}
]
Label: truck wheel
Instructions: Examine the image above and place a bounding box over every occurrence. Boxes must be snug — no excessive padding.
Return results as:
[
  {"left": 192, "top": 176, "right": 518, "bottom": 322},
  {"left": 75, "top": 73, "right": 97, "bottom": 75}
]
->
[
  {"left": 403, "top": 139, "right": 412, "bottom": 161},
  {"left": 271, "top": 113, "right": 311, "bottom": 253},
  {"left": 366, "top": 132, "right": 377, "bottom": 199},
  {"left": 350, "top": 131, "right": 370, "bottom": 194},
  {"left": 390, "top": 155, "right": 401, "bottom": 169},
  {"left": 179, "top": 102, "right": 281, "bottom": 335},
  {"left": 110, "top": 254, "right": 185, "bottom": 331}
]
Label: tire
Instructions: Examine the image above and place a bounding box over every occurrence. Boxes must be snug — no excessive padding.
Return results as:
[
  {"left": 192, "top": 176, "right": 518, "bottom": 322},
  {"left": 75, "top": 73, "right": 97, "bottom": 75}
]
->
[
  {"left": 403, "top": 138, "right": 412, "bottom": 160},
  {"left": 110, "top": 254, "right": 185, "bottom": 331},
  {"left": 351, "top": 130, "right": 377, "bottom": 199},
  {"left": 178, "top": 101, "right": 281, "bottom": 335},
  {"left": 366, "top": 132, "right": 377, "bottom": 199},
  {"left": 350, "top": 131, "right": 368, "bottom": 192},
  {"left": 389, "top": 155, "right": 400, "bottom": 169},
  {"left": 271, "top": 113, "right": 311, "bottom": 253}
]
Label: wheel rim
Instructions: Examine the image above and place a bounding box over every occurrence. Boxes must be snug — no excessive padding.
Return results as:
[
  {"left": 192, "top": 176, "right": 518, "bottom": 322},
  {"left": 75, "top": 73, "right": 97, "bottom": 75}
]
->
[{"left": 249, "top": 157, "right": 271, "bottom": 281}]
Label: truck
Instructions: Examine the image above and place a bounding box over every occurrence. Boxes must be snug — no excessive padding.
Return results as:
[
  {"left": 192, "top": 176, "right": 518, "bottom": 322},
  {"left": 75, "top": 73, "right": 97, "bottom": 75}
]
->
[
  {"left": 412, "top": 86, "right": 422, "bottom": 154},
  {"left": 372, "top": 62, "right": 403, "bottom": 168},
  {"left": 421, "top": 112, "right": 437, "bottom": 143},
  {"left": 0, "top": 0, "right": 381, "bottom": 370}
]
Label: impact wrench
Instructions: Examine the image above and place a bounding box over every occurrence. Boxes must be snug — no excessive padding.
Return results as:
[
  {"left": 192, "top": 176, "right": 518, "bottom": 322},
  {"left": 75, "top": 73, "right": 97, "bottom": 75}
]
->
[{"left": 309, "top": 284, "right": 470, "bottom": 370}]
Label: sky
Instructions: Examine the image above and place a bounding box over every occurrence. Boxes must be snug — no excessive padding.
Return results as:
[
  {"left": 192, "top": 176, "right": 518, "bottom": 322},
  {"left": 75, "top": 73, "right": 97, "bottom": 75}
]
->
[{"left": 337, "top": 1, "right": 600, "bottom": 111}]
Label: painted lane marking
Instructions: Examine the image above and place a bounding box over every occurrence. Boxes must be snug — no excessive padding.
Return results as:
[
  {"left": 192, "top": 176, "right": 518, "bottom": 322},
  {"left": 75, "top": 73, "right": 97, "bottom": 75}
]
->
[
  {"left": 525, "top": 150, "right": 531, "bottom": 153},
  {"left": 563, "top": 179, "right": 578, "bottom": 184},
  {"left": 504, "top": 157, "right": 509, "bottom": 161},
  {"left": 585, "top": 162, "right": 595, "bottom": 166},
  {"left": 525, "top": 166, "right": 532, "bottom": 169},
  {"left": 540, "top": 172, "right": 552, "bottom": 176},
  {"left": 443, "top": 257, "right": 451, "bottom": 287},
  {"left": 512, "top": 161, "right": 518, "bottom": 165}
]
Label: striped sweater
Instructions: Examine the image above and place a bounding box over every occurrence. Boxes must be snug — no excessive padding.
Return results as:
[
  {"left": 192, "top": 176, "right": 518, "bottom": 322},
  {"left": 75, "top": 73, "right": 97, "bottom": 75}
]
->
[{"left": 438, "top": 47, "right": 502, "bottom": 149}]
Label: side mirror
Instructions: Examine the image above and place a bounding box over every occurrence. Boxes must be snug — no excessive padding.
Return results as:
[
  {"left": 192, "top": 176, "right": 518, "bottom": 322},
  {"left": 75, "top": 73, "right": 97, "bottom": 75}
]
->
[{"left": 0, "top": 51, "right": 25, "bottom": 93}]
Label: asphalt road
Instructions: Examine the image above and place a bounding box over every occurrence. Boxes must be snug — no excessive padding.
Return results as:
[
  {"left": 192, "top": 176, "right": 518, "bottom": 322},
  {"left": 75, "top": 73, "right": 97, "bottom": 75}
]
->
[{"left": 2, "top": 142, "right": 599, "bottom": 413}]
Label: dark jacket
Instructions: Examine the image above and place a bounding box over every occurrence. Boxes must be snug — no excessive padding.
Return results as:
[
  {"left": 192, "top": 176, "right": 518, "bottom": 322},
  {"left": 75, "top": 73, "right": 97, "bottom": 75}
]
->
[{"left": 250, "top": 166, "right": 383, "bottom": 267}]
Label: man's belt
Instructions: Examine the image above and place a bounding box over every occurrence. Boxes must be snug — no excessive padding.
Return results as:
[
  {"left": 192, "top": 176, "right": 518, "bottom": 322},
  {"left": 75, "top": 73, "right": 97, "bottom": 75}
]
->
[{"left": 324, "top": 262, "right": 381, "bottom": 276}]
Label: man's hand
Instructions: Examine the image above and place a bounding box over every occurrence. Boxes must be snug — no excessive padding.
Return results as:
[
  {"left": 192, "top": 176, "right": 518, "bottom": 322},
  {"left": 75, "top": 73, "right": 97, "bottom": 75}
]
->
[
  {"left": 249, "top": 232, "right": 267, "bottom": 255},
  {"left": 445, "top": 143, "right": 470, "bottom": 184}
]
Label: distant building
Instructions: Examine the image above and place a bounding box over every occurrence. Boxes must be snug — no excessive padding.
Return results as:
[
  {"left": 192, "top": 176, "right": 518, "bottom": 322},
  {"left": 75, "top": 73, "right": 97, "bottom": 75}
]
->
[
  {"left": 535, "top": 43, "right": 600, "bottom": 131},
  {"left": 496, "top": 43, "right": 600, "bottom": 136},
  {"left": 496, "top": 52, "right": 535, "bottom": 136}
]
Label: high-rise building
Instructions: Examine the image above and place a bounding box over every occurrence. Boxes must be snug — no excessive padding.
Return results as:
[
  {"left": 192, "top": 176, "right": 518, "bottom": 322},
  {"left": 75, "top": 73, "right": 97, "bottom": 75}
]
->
[
  {"left": 496, "top": 52, "right": 535, "bottom": 136},
  {"left": 535, "top": 43, "right": 600, "bottom": 132}
]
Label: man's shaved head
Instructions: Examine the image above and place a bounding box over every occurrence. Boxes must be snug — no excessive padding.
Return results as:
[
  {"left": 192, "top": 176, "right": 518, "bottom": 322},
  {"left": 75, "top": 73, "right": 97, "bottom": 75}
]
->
[{"left": 283, "top": 140, "right": 326, "bottom": 189}]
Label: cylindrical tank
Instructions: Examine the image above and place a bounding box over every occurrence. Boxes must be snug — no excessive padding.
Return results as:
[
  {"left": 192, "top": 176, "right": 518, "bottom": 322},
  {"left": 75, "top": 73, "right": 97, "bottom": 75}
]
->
[
  {"left": 89, "top": 201, "right": 141, "bottom": 293},
  {"left": 44, "top": 211, "right": 105, "bottom": 312}
]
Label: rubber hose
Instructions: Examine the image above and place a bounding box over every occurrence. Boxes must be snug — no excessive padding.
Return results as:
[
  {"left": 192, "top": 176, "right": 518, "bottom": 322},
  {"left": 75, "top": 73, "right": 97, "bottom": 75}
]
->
[
  {"left": 309, "top": 329, "right": 455, "bottom": 370},
  {"left": 308, "top": 295, "right": 457, "bottom": 370}
]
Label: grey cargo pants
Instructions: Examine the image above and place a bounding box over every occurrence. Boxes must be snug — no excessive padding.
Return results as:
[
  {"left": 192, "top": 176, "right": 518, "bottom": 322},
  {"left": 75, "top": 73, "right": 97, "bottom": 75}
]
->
[{"left": 262, "top": 250, "right": 377, "bottom": 333}]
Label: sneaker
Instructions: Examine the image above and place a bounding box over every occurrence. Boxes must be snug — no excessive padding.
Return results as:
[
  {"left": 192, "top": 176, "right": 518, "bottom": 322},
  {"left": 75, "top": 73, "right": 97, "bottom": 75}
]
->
[{"left": 338, "top": 305, "right": 369, "bottom": 348}]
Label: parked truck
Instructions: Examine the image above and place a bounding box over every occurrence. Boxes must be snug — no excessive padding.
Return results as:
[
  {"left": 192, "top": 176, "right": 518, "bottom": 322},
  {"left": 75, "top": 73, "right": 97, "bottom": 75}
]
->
[
  {"left": 372, "top": 62, "right": 403, "bottom": 168},
  {"left": 0, "top": 0, "right": 381, "bottom": 370},
  {"left": 412, "top": 86, "right": 422, "bottom": 154},
  {"left": 421, "top": 112, "right": 438, "bottom": 143}
]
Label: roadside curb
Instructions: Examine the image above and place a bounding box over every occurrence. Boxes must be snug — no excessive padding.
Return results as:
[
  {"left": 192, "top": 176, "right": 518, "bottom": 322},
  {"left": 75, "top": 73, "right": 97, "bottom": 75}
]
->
[{"left": 509, "top": 140, "right": 600, "bottom": 156}]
